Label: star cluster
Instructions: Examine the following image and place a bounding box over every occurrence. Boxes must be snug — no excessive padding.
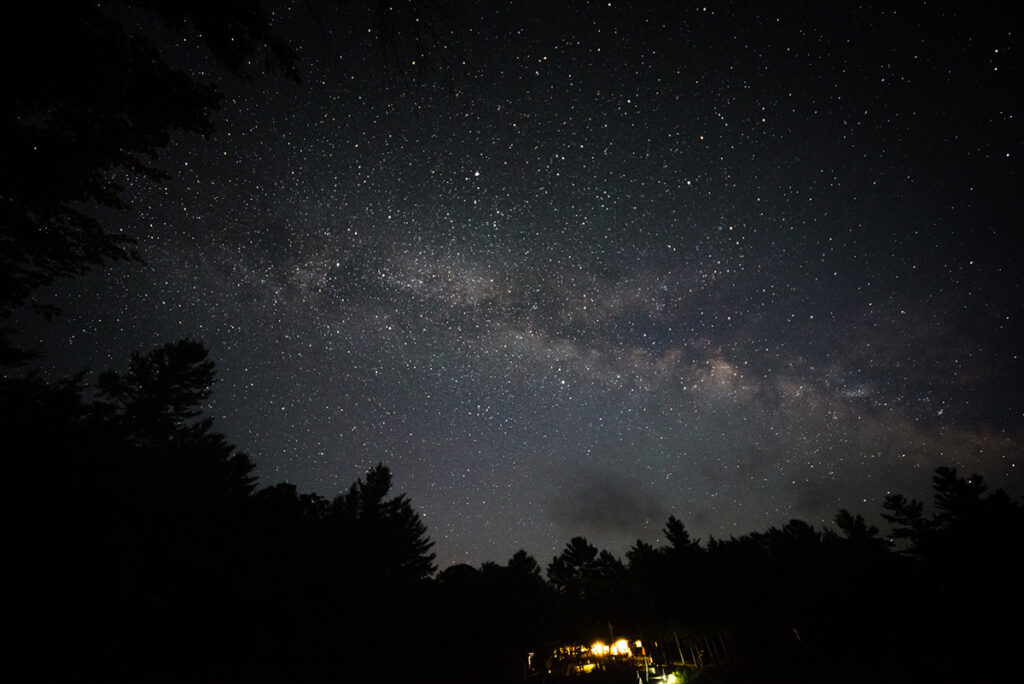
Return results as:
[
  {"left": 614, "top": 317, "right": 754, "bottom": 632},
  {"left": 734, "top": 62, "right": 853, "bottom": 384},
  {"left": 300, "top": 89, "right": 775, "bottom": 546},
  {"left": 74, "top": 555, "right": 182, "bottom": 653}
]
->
[{"left": 17, "top": 2, "right": 1022, "bottom": 567}]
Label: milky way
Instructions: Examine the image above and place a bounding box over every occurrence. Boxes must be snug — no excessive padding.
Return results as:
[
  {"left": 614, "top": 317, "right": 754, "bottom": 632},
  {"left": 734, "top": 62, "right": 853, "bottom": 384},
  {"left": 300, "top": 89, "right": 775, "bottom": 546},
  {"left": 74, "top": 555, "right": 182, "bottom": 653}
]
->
[{"left": 16, "top": 2, "right": 1023, "bottom": 568}]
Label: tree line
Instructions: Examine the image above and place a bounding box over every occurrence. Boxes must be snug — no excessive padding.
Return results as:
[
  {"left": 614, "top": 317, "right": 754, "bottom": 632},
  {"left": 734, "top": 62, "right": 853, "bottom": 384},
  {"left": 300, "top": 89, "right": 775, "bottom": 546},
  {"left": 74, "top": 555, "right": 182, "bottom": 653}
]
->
[{"left": 5, "top": 341, "right": 1022, "bottom": 682}]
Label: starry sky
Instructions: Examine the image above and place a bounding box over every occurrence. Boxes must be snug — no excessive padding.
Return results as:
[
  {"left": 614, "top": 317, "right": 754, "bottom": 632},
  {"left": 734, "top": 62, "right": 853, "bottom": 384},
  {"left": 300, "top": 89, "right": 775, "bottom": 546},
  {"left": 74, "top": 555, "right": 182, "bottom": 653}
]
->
[{"left": 15, "top": 1, "right": 1024, "bottom": 568}]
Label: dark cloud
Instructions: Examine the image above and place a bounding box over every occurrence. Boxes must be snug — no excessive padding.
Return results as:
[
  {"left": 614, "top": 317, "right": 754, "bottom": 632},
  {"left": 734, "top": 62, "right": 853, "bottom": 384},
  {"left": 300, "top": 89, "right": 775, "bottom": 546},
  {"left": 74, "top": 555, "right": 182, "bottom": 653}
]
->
[{"left": 548, "top": 468, "right": 668, "bottom": 540}]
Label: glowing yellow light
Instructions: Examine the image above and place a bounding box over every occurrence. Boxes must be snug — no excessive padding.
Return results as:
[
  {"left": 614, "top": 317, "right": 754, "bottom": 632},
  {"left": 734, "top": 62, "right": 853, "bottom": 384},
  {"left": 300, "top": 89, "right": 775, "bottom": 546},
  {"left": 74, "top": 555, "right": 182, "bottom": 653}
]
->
[
  {"left": 610, "top": 638, "right": 631, "bottom": 656},
  {"left": 590, "top": 641, "right": 609, "bottom": 656},
  {"left": 634, "top": 640, "right": 643, "bottom": 649}
]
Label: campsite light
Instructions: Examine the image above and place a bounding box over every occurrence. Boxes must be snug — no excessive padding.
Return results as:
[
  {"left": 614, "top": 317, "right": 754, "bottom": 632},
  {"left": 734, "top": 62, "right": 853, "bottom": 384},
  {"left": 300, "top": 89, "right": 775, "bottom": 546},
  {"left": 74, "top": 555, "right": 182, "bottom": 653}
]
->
[{"left": 610, "top": 638, "right": 631, "bottom": 656}]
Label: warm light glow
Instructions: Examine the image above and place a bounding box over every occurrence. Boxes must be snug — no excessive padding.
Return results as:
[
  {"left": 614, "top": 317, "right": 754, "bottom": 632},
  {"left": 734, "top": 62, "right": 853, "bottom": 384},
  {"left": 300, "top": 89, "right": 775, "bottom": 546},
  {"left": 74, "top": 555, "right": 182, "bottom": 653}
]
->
[
  {"left": 610, "top": 638, "right": 631, "bottom": 656},
  {"left": 634, "top": 640, "right": 643, "bottom": 649},
  {"left": 590, "top": 639, "right": 633, "bottom": 657}
]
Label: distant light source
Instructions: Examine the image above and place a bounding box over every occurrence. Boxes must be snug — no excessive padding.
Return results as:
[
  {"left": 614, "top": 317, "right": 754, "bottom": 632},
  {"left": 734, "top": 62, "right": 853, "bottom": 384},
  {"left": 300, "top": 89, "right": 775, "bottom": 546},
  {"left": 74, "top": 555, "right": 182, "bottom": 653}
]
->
[
  {"left": 610, "top": 638, "right": 631, "bottom": 656},
  {"left": 590, "top": 639, "right": 632, "bottom": 657}
]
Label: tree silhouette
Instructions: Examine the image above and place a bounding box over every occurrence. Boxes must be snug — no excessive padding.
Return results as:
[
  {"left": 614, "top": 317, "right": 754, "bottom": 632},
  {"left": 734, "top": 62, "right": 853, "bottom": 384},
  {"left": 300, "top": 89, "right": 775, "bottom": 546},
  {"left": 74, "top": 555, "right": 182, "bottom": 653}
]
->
[
  {"left": 881, "top": 493, "right": 928, "bottom": 551},
  {"left": 97, "top": 339, "right": 211, "bottom": 426},
  {"left": 430, "top": 550, "right": 553, "bottom": 684},
  {"left": 10, "top": 318, "right": 1023, "bottom": 684},
  {"left": 547, "top": 537, "right": 628, "bottom": 641},
  {"left": 94, "top": 338, "right": 256, "bottom": 498},
  {"left": 875, "top": 467, "right": 1024, "bottom": 682},
  {"left": 547, "top": 536, "right": 601, "bottom": 601},
  {"left": 5, "top": 339, "right": 264, "bottom": 679},
  {"left": 664, "top": 514, "right": 701, "bottom": 552},
  {"left": 1, "top": 1, "right": 299, "bottom": 320},
  {"left": 329, "top": 462, "right": 436, "bottom": 583},
  {"left": 883, "top": 466, "right": 1024, "bottom": 565},
  {"left": 833, "top": 508, "right": 883, "bottom": 543},
  {"left": 90, "top": 341, "right": 256, "bottom": 650},
  {"left": 508, "top": 548, "right": 543, "bottom": 579}
]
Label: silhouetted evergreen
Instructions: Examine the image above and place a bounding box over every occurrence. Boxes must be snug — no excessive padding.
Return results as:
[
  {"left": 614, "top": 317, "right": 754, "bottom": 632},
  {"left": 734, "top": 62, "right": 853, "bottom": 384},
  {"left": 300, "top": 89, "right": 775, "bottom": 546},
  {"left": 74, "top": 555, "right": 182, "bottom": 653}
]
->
[
  {"left": 879, "top": 467, "right": 1024, "bottom": 682},
  {"left": 428, "top": 550, "right": 554, "bottom": 684},
  {"left": 5, "top": 333, "right": 1022, "bottom": 683},
  {"left": 0, "top": 351, "right": 1005, "bottom": 684},
  {"left": 547, "top": 537, "right": 631, "bottom": 644},
  {"left": 329, "top": 462, "right": 436, "bottom": 583},
  {"left": 5, "top": 340, "right": 436, "bottom": 682}
]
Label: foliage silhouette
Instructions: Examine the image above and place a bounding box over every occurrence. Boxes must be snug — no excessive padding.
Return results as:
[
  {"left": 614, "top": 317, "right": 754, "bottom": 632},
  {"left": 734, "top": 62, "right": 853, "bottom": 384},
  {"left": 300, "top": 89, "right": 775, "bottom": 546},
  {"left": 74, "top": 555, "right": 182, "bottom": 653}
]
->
[
  {"left": 1, "top": 1, "right": 298, "bottom": 320},
  {"left": 431, "top": 550, "right": 554, "bottom": 684},
  {"left": 664, "top": 514, "right": 701, "bottom": 552},
  {"left": 547, "top": 536, "right": 630, "bottom": 643},
  {"left": 6, "top": 334, "right": 1022, "bottom": 683},
  {"left": 878, "top": 466, "right": 1024, "bottom": 682},
  {"left": 329, "top": 462, "right": 436, "bottom": 583}
]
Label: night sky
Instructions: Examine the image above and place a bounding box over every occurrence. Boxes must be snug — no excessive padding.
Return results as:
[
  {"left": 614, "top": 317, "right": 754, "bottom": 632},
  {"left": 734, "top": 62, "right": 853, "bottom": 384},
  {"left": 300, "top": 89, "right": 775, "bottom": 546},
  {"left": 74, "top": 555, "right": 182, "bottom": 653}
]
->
[{"left": 14, "top": 1, "right": 1023, "bottom": 569}]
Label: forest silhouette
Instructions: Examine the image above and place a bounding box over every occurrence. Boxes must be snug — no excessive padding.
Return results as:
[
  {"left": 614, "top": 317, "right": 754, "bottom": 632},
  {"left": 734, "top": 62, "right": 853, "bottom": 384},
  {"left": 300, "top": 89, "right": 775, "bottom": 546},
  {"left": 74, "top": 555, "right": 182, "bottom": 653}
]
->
[
  {"left": 3, "top": 2, "right": 1023, "bottom": 682},
  {"left": 6, "top": 346, "right": 1023, "bottom": 682}
]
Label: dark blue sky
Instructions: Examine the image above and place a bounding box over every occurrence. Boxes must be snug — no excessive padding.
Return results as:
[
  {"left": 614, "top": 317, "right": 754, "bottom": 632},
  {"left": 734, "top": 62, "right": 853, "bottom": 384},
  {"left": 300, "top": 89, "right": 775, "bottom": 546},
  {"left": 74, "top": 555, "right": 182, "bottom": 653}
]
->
[{"left": 16, "top": 1, "right": 1023, "bottom": 568}]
